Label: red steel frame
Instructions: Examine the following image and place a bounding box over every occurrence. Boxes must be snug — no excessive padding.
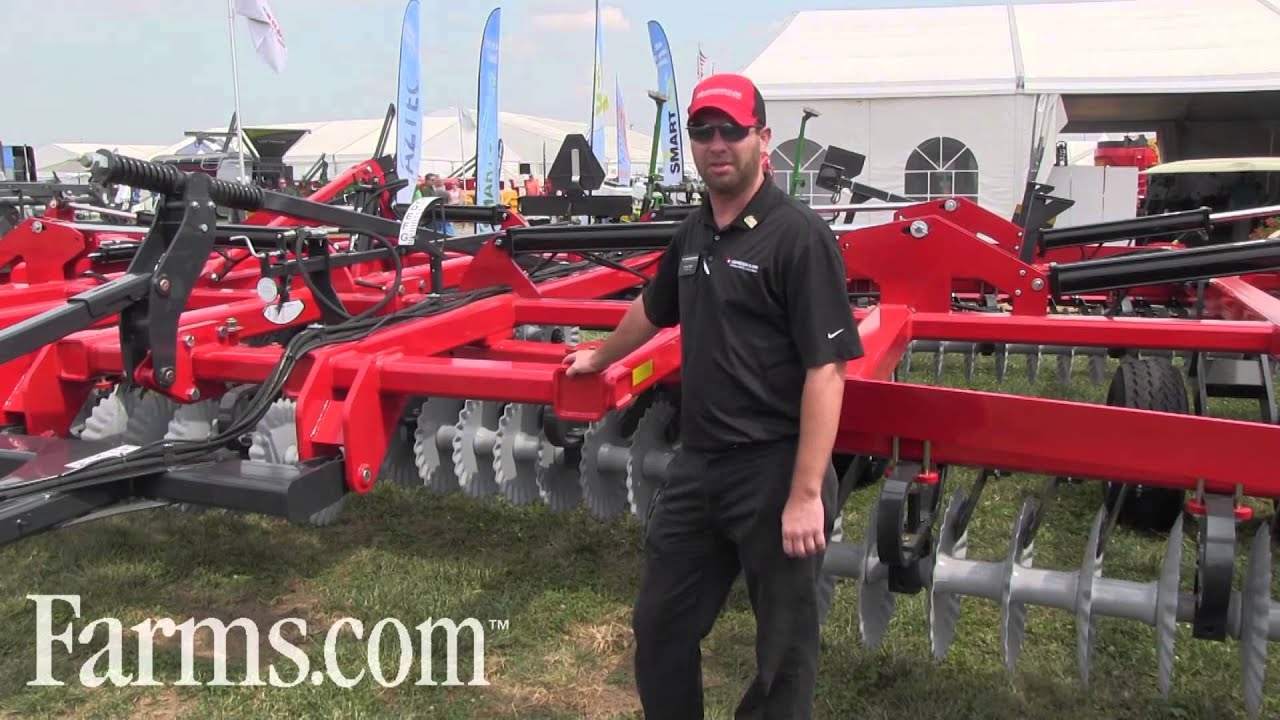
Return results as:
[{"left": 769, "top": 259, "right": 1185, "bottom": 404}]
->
[{"left": 7, "top": 197, "right": 1280, "bottom": 502}]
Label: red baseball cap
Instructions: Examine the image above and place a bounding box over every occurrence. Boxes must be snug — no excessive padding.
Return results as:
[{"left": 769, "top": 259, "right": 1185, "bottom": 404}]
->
[{"left": 687, "top": 73, "right": 766, "bottom": 127}]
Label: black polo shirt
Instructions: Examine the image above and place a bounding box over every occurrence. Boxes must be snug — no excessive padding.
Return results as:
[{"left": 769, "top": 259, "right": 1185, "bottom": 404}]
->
[{"left": 642, "top": 179, "right": 862, "bottom": 452}]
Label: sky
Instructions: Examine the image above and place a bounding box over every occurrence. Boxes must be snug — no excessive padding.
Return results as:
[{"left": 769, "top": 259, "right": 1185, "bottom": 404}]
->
[{"left": 1, "top": 0, "right": 1079, "bottom": 148}]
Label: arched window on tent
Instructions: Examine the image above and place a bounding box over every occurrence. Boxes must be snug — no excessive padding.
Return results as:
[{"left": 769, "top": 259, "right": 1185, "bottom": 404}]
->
[
  {"left": 904, "top": 137, "right": 979, "bottom": 202},
  {"left": 769, "top": 138, "right": 827, "bottom": 205}
]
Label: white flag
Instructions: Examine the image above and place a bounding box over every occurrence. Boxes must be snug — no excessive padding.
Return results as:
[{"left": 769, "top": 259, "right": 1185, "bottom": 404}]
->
[{"left": 233, "top": 0, "right": 287, "bottom": 73}]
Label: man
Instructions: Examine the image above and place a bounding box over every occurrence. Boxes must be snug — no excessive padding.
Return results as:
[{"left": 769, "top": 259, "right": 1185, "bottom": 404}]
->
[{"left": 562, "top": 73, "right": 862, "bottom": 718}]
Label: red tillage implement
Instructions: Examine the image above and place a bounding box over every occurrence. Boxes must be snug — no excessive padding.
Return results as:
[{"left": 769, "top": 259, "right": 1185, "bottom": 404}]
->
[{"left": 1, "top": 153, "right": 1280, "bottom": 715}]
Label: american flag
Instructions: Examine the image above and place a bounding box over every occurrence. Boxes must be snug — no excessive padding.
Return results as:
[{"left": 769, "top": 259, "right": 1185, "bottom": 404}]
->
[{"left": 697, "top": 45, "right": 709, "bottom": 79}]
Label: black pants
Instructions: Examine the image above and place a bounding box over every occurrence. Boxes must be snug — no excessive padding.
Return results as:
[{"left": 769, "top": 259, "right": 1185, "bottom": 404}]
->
[{"left": 632, "top": 437, "right": 838, "bottom": 720}]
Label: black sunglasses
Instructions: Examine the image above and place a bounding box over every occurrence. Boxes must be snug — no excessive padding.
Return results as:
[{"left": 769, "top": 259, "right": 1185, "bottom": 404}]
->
[{"left": 687, "top": 122, "right": 759, "bottom": 143}]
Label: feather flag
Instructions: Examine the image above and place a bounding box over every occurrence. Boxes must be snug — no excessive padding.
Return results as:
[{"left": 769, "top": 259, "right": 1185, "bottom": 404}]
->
[
  {"left": 590, "top": 0, "right": 609, "bottom": 167},
  {"left": 615, "top": 75, "right": 631, "bottom": 184},
  {"left": 232, "top": 0, "right": 287, "bottom": 73}
]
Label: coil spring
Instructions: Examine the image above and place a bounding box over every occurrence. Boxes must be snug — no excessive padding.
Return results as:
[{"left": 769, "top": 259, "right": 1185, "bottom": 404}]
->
[{"left": 85, "top": 150, "right": 264, "bottom": 212}]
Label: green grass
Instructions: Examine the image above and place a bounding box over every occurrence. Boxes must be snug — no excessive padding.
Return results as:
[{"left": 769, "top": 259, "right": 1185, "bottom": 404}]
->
[{"left": 0, "top": 350, "right": 1276, "bottom": 719}]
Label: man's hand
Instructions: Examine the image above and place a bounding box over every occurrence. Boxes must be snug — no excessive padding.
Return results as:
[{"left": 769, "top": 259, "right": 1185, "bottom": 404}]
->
[
  {"left": 781, "top": 489, "right": 826, "bottom": 557},
  {"left": 562, "top": 348, "right": 604, "bottom": 377}
]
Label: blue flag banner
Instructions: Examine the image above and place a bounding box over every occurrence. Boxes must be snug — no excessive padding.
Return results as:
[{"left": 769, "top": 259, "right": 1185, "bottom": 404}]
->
[
  {"left": 476, "top": 8, "right": 502, "bottom": 208},
  {"left": 647, "top": 20, "right": 685, "bottom": 185},
  {"left": 615, "top": 75, "right": 631, "bottom": 185},
  {"left": 395, "top": 0, "right": 421, "bottom": 205},
  {"left": 590, "top": 1, "right": 608, "bottom": 167}
]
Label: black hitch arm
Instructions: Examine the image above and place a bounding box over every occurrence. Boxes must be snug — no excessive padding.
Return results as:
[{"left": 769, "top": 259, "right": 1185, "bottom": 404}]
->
[{"left": 1049, "top": 235, "right": 1280, "bottom": 295}]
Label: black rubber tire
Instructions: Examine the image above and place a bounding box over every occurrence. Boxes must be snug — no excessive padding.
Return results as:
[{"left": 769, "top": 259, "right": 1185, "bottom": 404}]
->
[{"left": 1101, "top": 356, "right": 1188, "bottom": 533}]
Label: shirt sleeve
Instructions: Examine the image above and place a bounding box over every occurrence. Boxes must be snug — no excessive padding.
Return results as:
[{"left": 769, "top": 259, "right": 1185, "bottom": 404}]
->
[
  {"left": 784, "top": 221, "right": 863, "bottom": 368},
  {"left": 641, "top": 228, "right": 682, "bottom": 328}
]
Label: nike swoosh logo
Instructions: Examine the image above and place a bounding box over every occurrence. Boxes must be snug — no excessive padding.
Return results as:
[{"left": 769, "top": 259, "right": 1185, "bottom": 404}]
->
[{"left": 828, "top": 329, "right": 845, "bottom": 339}]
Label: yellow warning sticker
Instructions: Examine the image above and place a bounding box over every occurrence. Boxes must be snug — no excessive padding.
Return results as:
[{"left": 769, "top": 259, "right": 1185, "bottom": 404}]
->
[{"left": 632, "top": 359, "right": 655, "bottom": 386}]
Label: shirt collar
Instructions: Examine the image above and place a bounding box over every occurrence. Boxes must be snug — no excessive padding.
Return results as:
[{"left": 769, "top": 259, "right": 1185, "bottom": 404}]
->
[{"left": 699, "top": 176, "right": 784, "bottom": 233}]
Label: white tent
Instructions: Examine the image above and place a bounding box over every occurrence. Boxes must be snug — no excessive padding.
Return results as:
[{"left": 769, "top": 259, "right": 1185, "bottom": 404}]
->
[
  {"left": 742, "top": 0, "right": 1280, "bottom": 218},
  {"left": 33, "top": 143, "right": 168, "bottom": 177},
  {"left": 154, "top": 109, "right": 654, "bottom": 184}
]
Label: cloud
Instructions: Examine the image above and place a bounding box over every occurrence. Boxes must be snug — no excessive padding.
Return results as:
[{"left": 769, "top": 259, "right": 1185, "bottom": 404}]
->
[{"left": 531, "top": 5, "right": 629, "bottom": 32}]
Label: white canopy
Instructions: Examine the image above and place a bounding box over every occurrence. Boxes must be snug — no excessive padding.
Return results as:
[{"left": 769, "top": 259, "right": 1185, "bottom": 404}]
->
[
  {"left": 151, "top": 109, "right": 653, "bottom": 181},
  {"left": 33, "top": 143, "right": 168, "bottom": 176},
  {"left": 744, "top": 0, "right": 1280, "bottom": 99}
]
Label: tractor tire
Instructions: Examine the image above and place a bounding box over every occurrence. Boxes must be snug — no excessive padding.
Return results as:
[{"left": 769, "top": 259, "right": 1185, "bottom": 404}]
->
[{"left": 1101, "top": 356, "right": 1188, "bottom": 533}]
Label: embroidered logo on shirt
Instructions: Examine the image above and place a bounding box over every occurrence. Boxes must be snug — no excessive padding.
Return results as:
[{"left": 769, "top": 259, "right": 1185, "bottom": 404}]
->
[{"left": 725, "top": 257, "right": 759, "bottom": 274}]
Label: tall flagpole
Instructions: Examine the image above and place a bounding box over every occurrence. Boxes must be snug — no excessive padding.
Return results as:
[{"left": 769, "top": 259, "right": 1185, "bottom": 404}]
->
[
  {"left": 226, "top": 0, "right": 249, "bottom": 184},
  {"left": 589, "top": 0, "right": 599, "bottom": 152}
]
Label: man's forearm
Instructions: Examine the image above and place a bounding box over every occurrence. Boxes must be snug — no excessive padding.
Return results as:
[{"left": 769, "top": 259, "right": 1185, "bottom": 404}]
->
[
  {"left": 790, "top": 363, "right": 847, "bottom": 500},
  {"left": 592, "top": 296, "right": 663, "bottom": 367}
]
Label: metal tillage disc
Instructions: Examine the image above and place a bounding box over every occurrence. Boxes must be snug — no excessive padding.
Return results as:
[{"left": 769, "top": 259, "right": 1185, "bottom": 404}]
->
[
  {"left": 579, "top": 409, "right": 631, "bottom": 520},
  {"left": 493, "top": 403, "right": 542, "bottom": 506},
  {"left": 929, "top": 489, "right": 968, "bottom": 660},
  {"left": 78, "top": 386, "right": 178, "bottom": 444},
  {"left": 1156, "top": 514, "right": 1184, "bottom": 697},
  {"left": 1001, "top": 497, "right": 1036, "bottom": 673},
  {"left": 249, "top": 398, "right": 346, "bottom": 526},
  {"left": 1240, "top": 523, "right": 1271, "bottom": 718},
  {"left": 412, "top": 397, "right": 464, "bottom": 493},
  {"left": 933, "top": 342, "right": 947, "bottom": 383},
  {"left": 1076, "top": 506, "right": 1104, "bottom": 689},
  {"left": 626, "top": 399, "right": 676, "bottom": 522},
  {"left": 537, "top": 439, "right": 582, "bottom": 512},
  {"left": 452, "top": 400, "right": 502, "bottom": 498},
  {"left": 164, "top": 401, "right": 220, "bottom": 514},
  {"left": 857, "top": 502, "right": 895, "bottom": 648},
  {"left": 379, "top": 419, "right": 421, "bottom": 486}
]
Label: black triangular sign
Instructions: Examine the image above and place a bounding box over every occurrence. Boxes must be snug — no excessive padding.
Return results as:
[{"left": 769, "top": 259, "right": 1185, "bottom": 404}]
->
[{"left": 548, "top": 134, "right": 605, "bottom": 193}]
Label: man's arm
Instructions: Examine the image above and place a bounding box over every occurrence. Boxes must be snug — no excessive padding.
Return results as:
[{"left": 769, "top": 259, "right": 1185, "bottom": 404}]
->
[
  {"left": 790, "top": 362, "right": 847, "bottom": 501},
  {"left": 564, "top": 227, "right": 683, "bottom": 376},
  {"left": 781, "top": 221, "right": 862, "bottom": 557},
  {"left": 605, "top": 298, "right": 665, "bottom": 363}
]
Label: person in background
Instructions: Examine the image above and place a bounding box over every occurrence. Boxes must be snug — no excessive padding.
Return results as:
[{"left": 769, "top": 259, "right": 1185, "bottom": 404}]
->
[{"left": 500, "top": 180, "right": 520, "bottom": 212}]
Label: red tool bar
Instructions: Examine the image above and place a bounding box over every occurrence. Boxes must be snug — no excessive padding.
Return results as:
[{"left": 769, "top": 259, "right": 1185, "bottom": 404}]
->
[
  {"left": 847, "top": 305, "right": 913, "bottom": 381},
  {"left": 511, "top": 297, "right": 630, "bottom": 328},
  {"left": 553, "top": 328, "right": 682, "bottom": 420},
  {"left": 836, "top": 378, "right": 1280, "bottom": 497},
  {"left": 376, "top": 356, "right": 558, "bottom": 402},
  {"left": 908, "top": 311, "right": 1279, "bottom": 354},
  {"left": 1205, "top": 275, "right": 1280, "bottom": 326}
]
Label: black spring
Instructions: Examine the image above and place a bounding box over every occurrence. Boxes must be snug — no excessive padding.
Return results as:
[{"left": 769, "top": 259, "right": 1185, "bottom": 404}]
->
[{"left": 86, "top": 150, "right": 264, "bottom": 212}]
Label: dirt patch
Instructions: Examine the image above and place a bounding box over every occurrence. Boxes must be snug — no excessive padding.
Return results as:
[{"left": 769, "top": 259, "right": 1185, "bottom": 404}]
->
[
  {"left": 129, "top": 688, "right": 192, "bottom": 719},
  {"left": 486, "top": 611, "right": 643, "bottom": 719},
  {"left": 119, "top": 579, "right": 327, "bottom": 683}
]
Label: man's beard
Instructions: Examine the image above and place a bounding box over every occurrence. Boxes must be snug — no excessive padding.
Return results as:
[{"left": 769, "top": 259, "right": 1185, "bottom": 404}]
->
[{"left": 701, "top": 156, "right": 760, "bottom": 195}]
